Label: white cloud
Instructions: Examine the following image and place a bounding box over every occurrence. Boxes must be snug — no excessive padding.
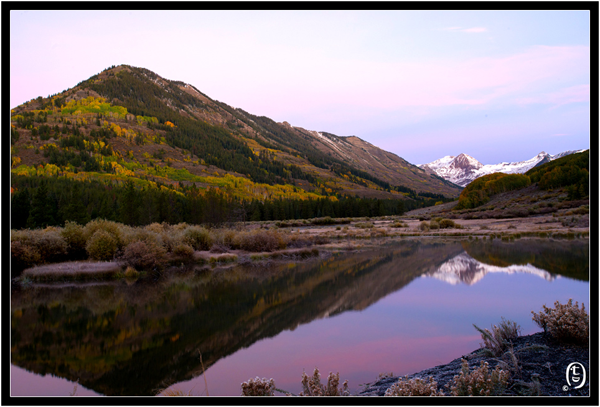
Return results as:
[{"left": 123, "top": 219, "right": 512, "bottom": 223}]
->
[
  {"left": 462, "top": 27, "right": 487, "bottom": 33},
  {"left": 440, "top": 26, "right": 487, "bottom": 33},
  {"left": 517, "top": 84, "right": 590, "bottom": 108}
]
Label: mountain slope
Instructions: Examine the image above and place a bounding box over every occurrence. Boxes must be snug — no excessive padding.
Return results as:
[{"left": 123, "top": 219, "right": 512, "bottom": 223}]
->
[
  {"left": 11, "top": 64, "right": 461, "bottom": 201},
  {"left": 420, "top": 150, "right": 585, "bottom": 187}
]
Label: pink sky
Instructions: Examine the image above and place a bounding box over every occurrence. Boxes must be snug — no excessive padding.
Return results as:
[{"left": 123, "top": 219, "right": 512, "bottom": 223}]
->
[{"left": 10, "top": 10, "right": 591, "bottom": 165}]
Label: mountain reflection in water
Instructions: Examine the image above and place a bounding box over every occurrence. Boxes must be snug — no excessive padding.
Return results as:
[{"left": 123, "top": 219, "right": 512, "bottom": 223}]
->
[{"left": 10, "top": 239, "right": 588, "bottom": 396}]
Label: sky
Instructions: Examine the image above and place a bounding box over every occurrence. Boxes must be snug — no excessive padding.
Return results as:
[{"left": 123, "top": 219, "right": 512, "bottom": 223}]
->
[{"left": 10, "top": 10, "right": 591, "bottom": 165}]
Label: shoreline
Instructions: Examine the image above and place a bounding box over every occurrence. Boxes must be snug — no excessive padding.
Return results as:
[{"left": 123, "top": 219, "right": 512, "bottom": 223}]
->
[
  {"left": 359, "top": 332, "right": 590, "bottom": 397},
  {"left": 14, "top": 216, "right": 589, "bottom": 283}
]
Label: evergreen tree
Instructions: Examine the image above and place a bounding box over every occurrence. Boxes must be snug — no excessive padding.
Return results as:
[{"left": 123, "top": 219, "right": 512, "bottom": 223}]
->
[
  {"left": 11, "top": 189, "right": 30, "bottom": 229},
  {"left": 26, "top": 182, "right": 55, "bottom": 228},
  {"left": 62, "top": 184, "right": 90, "bottom": 225},
  {"left": 119, "top": 181, "right": 140, "bottom": 226}
]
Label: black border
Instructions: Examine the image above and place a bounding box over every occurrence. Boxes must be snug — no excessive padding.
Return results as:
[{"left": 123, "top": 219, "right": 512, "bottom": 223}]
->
[{"left": 3, "top": 2, "right": 598, "bottom": 406}]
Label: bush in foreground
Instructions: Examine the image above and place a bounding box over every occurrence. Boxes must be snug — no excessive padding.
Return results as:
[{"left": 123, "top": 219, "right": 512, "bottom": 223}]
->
[
  {"left": 241, "top": 377, "right": 276, "bottom": 396},
  {"left": 384, "top": 376, "right": 444, "bottom": 396},
  {"left": 531, "top": 299, "right": 588, "bottom": 344},
  {"left": 473, "top": 317, "right": 521, "bottom": 356},
  {"left": 447, "top": 359, "right": 509, "bottom": 396},
  {"left": 299, "top": 368, "right": 349, "bottom": 396}
]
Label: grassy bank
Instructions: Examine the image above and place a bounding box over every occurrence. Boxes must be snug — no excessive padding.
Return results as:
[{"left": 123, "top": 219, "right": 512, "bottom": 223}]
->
[{"left": 11, "top": 213, "right": 589, "bottom": 282}]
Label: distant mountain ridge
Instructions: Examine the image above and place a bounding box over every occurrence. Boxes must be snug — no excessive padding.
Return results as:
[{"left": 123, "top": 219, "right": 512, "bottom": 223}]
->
[{"left": 419, "top": 150, "right": 586, "bottom": 187}]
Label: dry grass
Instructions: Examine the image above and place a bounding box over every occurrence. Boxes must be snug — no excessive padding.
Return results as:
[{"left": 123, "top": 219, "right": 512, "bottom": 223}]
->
[
  {"left": 121, "top": 240, "right": 167, "bottom": 270},
  {"left": 232, "top": 229, "right": 286, "bottom": 252},
  {"left": 531, "top": 299, "right": 589, "bottom": 344},
  {"left": 447, "top": 359, "right": 509, "bottom": 396},
  {"left": 384, "top": 376, "right": 444, "bottom": 396},
  {"left": 22, "top": 261, "right": 122, "bottom": 281},
  {"left": 158, "top": 387, "right": 194, "bottom": 396},
  {"left": 299, "top": 368, "right": 349, "bottom": 396},
  {"left": 241, "top": 377, "right": 276, "bottom": 396},
  {"left": 473, "top": 317, "right": 521, "bottom": 356}
]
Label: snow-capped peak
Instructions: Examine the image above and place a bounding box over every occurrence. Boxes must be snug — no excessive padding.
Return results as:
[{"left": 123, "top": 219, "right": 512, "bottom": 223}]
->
[
  {"left": 418, "top": 149, "right": 584, "bottom": 187},
  {"left": 425, "top": 252, "right": 555, "bottom": 285}
]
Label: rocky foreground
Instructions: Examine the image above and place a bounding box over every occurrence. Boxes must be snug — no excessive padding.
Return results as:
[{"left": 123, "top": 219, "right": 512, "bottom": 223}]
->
[{"left": 359, "top": 332, "right": 590, "bottom": 397}]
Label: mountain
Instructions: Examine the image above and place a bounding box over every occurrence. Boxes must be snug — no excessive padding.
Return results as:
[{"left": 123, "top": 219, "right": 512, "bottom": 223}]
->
[
  {"left": 419, "top": 150, "right": 586, "bottom": 187},
  {"left": 425, "top": 252, "right": 555, "bottom": 285},
  {"left": 10, "top": 65, "right": 463, "bottom": 226}
]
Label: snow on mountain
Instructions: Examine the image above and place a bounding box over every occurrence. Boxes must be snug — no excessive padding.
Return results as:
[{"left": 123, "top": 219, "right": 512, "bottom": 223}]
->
[
  {"left": 425, "top": 252, "right": 556, "bottom": 286},
  {"left": 418, "top": 150, "right": 585, "bottom": 187}
]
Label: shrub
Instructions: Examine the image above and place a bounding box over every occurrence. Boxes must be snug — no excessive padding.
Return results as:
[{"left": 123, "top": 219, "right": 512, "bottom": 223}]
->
[
  {"left": 473, "top": 318, "right": 521, "bottom": 356},
  {"left": 299, "top": 368, "right": 349, "bottom": 396},
  {"left": 34, "top": 228, "right": 68, "bottom": 263},
  {"left": 121, "top": 227, "right": 163, "bottom": 248},
  {"left": 144, "top": 222, "right": 167, "bottom": 234},
  {"left": 61, "top": 221, "right": 87, "bottom": 258},
  {"left": 233, "top": 230, "right": 286, "bottom": 252},
  {"left": 390, "top": 221, "right": 407, "bottom": 228},
  {"left": 241, "top": 377, "right": 275, "bottom": 396},
  {"left": 160, "top": 229, "right": 185, "bottom": 253},
  {"left": 124, "top": 266, "right": 140, "bottom": 278},
  {"left": 212, "top": 254, "right": 238, "bottom": 264},
  {"left": 210, "top": 228, "right": 237, "bottom": 251},
  {"left": 183, "top": 226, "right": 212, "bottom": 251},
  {"left": 121, "top": 240, "right": 166, "bottom": 270},
  {"left": 287, "top": 235, "right": 313, "bottom": 248},
  {"left": 429, "top": 221, "right": 440, "bottom": 230},
  {"left": 448, "top": 359, "right": 509, "bottom": 396},
  {"left": 531, "top": 299, "right": 589, "bottom": 344},
  {"left": 86, "top": 230, "right": 118, "bottom": 261},
  {"left": 439, "top": 219, "right": 455, "bottom": 229},
  {"left": 312, "top": 216, "right": 336, "bottom": 225},
  {"left": 419, "top": 221, "right": 430, "bottom": 231},
  {"left": 172, "top": 243, "right": 195, "bottom": 259},
  {"left": 355, "top": 222, "right": 374, "bottom": 229},
  {"left": 11, "top": 239, "right": 41, "bottom": 271},
  {"left": 384, "top": 376, "right": 444, "bottom": 396},
  {"left": 83, "top": 219, "right": 123, "bottom": 247}
]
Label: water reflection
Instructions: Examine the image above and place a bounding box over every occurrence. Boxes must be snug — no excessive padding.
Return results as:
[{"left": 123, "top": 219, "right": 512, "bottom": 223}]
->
[{"left": 10, "top": 239, "right": 589, "bottom": 396}]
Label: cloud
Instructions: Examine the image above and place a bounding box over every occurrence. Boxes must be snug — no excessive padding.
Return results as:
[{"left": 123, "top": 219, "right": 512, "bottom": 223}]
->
[
  {"left": 440, "top": 26, "right": 487, "bottom": 33},
  {"left": 462, "top": 27, "right": 487, "bottom": 33},
  {"left": 517, "top": 84, "right": 590, "bottom": 108},
  {"left": 308, "top": 45, "right": 590, "bottom": 110}
]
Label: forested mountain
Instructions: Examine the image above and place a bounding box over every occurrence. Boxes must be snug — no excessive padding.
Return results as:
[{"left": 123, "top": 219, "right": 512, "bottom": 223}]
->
[{"left": 10, "top": 65, "right": 461, "bottom": 228}]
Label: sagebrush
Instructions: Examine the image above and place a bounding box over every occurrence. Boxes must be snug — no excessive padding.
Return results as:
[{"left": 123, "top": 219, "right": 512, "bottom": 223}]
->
[
  {"left": 447, "top": 359, "right": 509, "bottom": 396},
  {"left": 531, "top": 299, "right": 588, "bottom": 344},
  {"left": 384, "top": 376, "right": 444, "bottom": 396},
  {"left": 299, "top": 368, "right": 349, "bottom": 396},
  {"left": 473, "top": 317, "right": 521, "bottom": 356}
]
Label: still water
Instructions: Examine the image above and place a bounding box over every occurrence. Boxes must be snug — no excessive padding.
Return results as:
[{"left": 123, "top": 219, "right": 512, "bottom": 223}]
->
[{"left": 11, "top": 238, "right": 589, "bottom": 396}]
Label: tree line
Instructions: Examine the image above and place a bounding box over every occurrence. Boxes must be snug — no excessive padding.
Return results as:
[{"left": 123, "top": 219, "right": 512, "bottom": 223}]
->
[{"left": 12, "top": 175, "right": 429, "bottom": 230}]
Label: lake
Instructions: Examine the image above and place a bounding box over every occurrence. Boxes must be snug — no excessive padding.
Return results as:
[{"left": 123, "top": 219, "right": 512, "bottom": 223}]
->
[{"left": 10, "top": 238, "right": 589, "bottom": 397}]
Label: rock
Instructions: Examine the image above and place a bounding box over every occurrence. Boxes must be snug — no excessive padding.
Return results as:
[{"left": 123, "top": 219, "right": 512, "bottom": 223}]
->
[{"left": 359, "top": 332, "right": 589, "bottom": 397}]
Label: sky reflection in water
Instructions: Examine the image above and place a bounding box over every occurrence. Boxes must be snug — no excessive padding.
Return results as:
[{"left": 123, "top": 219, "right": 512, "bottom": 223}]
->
[
  {"left": 164, "top": 242, "right": 589, "bottom": 396},
  {"left": 10, "top": 239, "right": 589, "bottom": 397}
]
